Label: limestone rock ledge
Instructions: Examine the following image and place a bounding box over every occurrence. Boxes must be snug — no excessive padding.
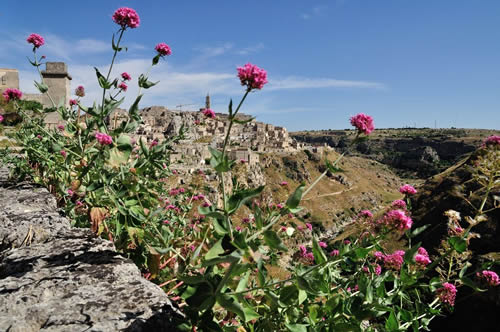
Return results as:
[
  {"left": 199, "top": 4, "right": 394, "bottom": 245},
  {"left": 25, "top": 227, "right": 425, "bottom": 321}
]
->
[{"left": 0, "top": 169, "right": 183, "bottom": 331}]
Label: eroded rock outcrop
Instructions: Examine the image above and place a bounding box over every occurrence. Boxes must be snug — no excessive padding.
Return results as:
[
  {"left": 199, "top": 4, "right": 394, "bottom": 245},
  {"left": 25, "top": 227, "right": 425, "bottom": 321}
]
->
[{"left": 0, "top": 169, "right": 183, "bottom": 331}]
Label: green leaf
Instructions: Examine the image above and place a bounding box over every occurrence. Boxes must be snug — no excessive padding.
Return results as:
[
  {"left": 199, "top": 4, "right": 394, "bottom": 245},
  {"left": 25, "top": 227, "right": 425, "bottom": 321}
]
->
[
  {"left": 138, "top": 73, "right": 159, "bottom": 89},
  {"left": 404, "top": 242, "right": 421, "bottom": 264},
  {"left": 285, "top": 324, "right": 308, "bottom": 332},
  {"left": 459, "top": 262, "right": 471, "bottom": 279},
  {"left": 385, "top": 311, "right": 399, "bottom": 331},
  {"left": 177, "top": 274, "right": 206, "bottom": 285},
  {"left": 94, "top": 67, "right": 112, "bottom": 89},
  {"left": 216, "top": 294, "right": 247, "bottom": 322},
  {"left": 298, "top": 289, "right": 307, "bottom": 305},
  {"left": 111, "top": 33, "right": 123, "bottom": 52},
  {"left": 128, "top": 94, "right": 143, "bottom": 121},
  {"left": 202, "top": 251, "right": 241, "bottom": 267},
  {"left": 232, "top": 230, "right": 248, "bottom": 250},
  {"left": 325, "top": 159, "right": 345, "bottom": 173},
  {"left": 107, "top": 148, "right": 129, "bottom": 169},
  {"left": 228, "top": 99, "right": 233, "bottom": 117},
  {"left": 205, "top": 238, "right": 224, "bottom": 260},
  {"left": 279, "top": 285, "right": 299, "bottom": 305},
  {"left": 152, "top": 54, "right": 161, "bottom": 66},
  {"left": 312, "top": 237, "right": 327, "bottom": 264},
  {"left": 116, "top": 134, "right": 132, "bottom": 152},
  {"left": 227, "top": 186, "right": 265, "bottom": 214},
  {"left": 236, "top": 271, "right": 251, "bottom": 293},
  {"left": 449, "top": 236, "right": 467, "bottom": 253},
  {"left": 34, "top": 81, "right": 48, "bottom": 93},
  {"left": 354, "top": 247, "right": 370, "bottom": 260},
  {"left": 286, "top": 183, "right": 305, "bottom": 209},
  {"left": 263, "top": 230, "right": 287, "bottom": 251},
  {"left": 242, "top": 305, "right": 260, "bottom": 322},
  {"left": 409, "top": 224, "right": 431, "bottom": 238}
]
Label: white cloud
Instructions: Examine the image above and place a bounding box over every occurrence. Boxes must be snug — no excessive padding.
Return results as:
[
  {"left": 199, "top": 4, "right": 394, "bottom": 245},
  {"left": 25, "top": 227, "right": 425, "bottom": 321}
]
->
[
  {"left": 236, "top": 43, "right": 265, "bottom": 55},
  {"left": 268, "top": 76, "right": 386, "bottom": 90},
  {"left": 194, "top": 43, "right": 233, "bottom": 58},
  {"left": 75, "top": 39, "right": 109, "bottom": 54}
]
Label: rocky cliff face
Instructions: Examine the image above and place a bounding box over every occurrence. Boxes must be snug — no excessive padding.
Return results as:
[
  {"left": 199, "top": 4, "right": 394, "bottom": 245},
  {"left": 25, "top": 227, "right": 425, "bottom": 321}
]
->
[
  {"left": 0, "top": 168, "right": 183, "bottom": 331},
  {"left": 410, "top": 147, "right": 500, "bottom": 331},
  {"left": 291, "top": 129, "right": 499, "bottom": 178}
]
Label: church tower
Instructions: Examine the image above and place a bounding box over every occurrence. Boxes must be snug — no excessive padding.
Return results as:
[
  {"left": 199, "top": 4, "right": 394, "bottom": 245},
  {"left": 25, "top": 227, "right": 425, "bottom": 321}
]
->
[{"left": 205, "top": 93, "right": 211, "bottom": 109}]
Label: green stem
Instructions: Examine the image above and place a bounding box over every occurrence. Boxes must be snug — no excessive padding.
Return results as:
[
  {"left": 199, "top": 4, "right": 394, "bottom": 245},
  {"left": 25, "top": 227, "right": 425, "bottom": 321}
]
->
[{"left": 33, "top": 49, "right": 56, "bottom": 108}]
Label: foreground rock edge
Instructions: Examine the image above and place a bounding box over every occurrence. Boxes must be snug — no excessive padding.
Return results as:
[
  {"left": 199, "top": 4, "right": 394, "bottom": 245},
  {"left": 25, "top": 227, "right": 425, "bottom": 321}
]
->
[{"left": 0, "top": 168, "right": 183, "bottom": 332}]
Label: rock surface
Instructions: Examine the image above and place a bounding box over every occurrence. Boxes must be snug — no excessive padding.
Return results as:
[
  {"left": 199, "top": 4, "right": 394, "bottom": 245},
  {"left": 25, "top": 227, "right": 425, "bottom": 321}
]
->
[{"left": 0, "top": 169, "right": 183, "bottom": 331}]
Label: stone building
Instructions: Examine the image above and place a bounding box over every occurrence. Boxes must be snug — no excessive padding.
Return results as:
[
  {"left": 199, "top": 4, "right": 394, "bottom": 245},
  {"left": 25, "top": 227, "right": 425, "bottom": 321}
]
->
[{"left": 0, "top": 68, "right": 20, "bottom": 94}]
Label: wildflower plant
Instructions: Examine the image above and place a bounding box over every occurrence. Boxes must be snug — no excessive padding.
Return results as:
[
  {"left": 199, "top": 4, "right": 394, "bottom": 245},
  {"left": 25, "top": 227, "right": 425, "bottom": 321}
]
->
[{"left": 1, "top": 7, "right": 498, "bottom": 332}]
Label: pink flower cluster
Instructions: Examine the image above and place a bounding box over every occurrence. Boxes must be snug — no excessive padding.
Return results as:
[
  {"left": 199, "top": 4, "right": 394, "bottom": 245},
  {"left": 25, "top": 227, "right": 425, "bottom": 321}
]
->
[
  {"left": 118, "top": 83, "right": 128, "bottom": 91},
  {"left": 363, "top": 264, "right": 382, "bottom": 276},
  {"left": 75, "top": 85, "right": 85, "bottom": 97},
  {"left": 2, "top": 88, "right": 23, "bottom": 102},
  {"left": 350, "top": 113, "right": 374, "bottom": 135},
  {"left": 382, "top": 209, "right": 413, "bottom": 231},
  {"left": 399, "top": 184, "right": 417, "bottom": 195},
  {"left": 95, "top": 132, "right": 113, "bottom": 145},
  {"left": 237, "top": 63, "right": 268, "bottom": 90},
  {"left": 381, "top": 250, "right": 405, "bottom": 270},
  {"left": 26, "top": 33, "right": 45, "bottom": 48},
  {"left": 112, "top": 7, "right": 140, "bottom": 29},
  {"left": 202, "top": 109, "right": 216, "bottom": 119},
  {"left": 436, "top": 282, "right": 457, "bottom": 306},
  {"left": 280, "top": 181, "right": 288, "bottom": 186},
  {"left": 391, "top": 199, "right": 407, "bottom": 209},
  {"left": 359, "top": 210, "right": 373, "bottom": 218},
  {"left": 484, "top": 135, "right": 500, "bottom": 147},
  {"left": 299, "top": 245, "right": 315, "bottom": 262},
  {"left": 476, "top": 270, "right": 500, "bottom": 287},
  {"left": 121, "top": 72, "right": 132, "bottom": 81},
  {"left": 155, "top": 43, "right": 172, "bottom": 56},
  {"left": 0, "top": 115, "right": 3, "bottom": 123},
  {"left": 415, "top": 247, "right": 431, "bottom": 266},
  {"left": 165, "top": 204, "right": 181, "bottom": 213},
  {"left": 330, "top": 249, "right": 340, "bottom": 257},
  {"left": 169, "top": 187, "right": 185, "bottom": 196},
  {"left": 69, "top": 99, "right": 77, "bottom": 106}
]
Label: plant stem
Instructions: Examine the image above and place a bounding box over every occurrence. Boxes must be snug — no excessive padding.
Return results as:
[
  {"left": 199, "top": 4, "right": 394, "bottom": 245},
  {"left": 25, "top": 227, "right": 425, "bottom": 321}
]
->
[{"left": 33, "top": 49, "right": 57, "bottom": 108}]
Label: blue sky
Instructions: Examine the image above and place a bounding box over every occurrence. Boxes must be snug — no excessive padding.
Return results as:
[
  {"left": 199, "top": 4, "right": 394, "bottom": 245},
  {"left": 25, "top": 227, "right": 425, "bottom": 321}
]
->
[{"left": 2, "top": 0, "right": 500, "bottom": 130}]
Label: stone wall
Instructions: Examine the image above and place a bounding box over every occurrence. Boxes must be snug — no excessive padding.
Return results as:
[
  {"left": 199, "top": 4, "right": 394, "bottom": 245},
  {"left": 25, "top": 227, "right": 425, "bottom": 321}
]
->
[{"left": 0, "top": 168, "right": 183, "bottom": 331}]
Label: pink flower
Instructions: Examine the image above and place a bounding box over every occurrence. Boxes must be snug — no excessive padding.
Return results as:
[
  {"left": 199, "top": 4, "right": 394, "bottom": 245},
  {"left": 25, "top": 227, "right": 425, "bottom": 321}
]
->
[
  {"left": 436, "top": 283, "right": 457, "bottom": 306},
  {"left": 75, "top": 85, "right": 85, "bottom": 97},
  {"left": 280, "top": 181, "right": 288, "bottom": 186},
  {"left": 2, "top": 88, "right": 22, "bottom": 102},
  {"left": 112, "top": 7, "right": 140, "bottom": 29},
  {"left": 344, "top": 239, "right": 351, "bottom": 245},
  {"left": 194, "top": 119, "right": 201, "bottom": 125},
  {"left": 203, "top": 202, "right": 211, "bottom": 207},
  {"left": 67, "top": 189, "right": 74, "bottom": 196},
  {"left": 121, "top": 72, "right": 132, "bottom": 81},
  {"left": 155, "top": 42, "right": 172, "bottom": 56},
  {"left": 374, "top": 264, "right": 382, "bottom": 275},
  {"left": 330, "top": 249, "right": 340, "bottom": 256},
  {"left": 118, "top": 82, "right": 128, "bottom": 91},
  {"left": 373, "top": 251, "right": 385, "bottom": 260},
  {"left": 163, "top": 220, "right": 170, "bottom": 224},
  {"left": 69, "top": 99, "right": 77, "bottom": 106},
  {"left": 399, "top": 184, "right": 417, "bottom": 195},
  {"left": 415, "top": 254, "right": 431, "bottom": 266},
  {"left": 37, "top": 135, "right": 42, "bottom": 140},
  {"left": 95, "top": 132, "right": 113, "bottom": 145},
  {"left": 150, "top": 140, "right": 158, "bottom": 147},
  {"left": 76, "top": 201, "right": 83, "bottom": 206},
  {"left": 26, "top": 33, "right": 45, "bottom": 48},
  {"left": 383, "top": 251, "right": 405, "bottom": 270},
  {"left": 359, "top": 210, "right": 373, "bottom": 218},
  {"left": 242, "top": 217, "right": 250, "bottom": 224},
  {"left": 350, "top": 113, "right": 375, "bottom": 135},
  {"left": 237, "top": 63, "right": 268, "bottom": 90},
  {"left": 484, "top": 135, "right": 500, "bottom": 147},
  {"left": 319, "top": 241, "right": 327, "bottom": 248},
  {"left": 391, "top": 199, "right": 407, "bottom": 209},
  {"left": 476, "top": 270, "right": 500, "bottom": 287},
  {"left": 202, "top": 108, "right": 216, "bottom": 119},
  {"left": 306, "top": 223, "right": 313, "bottom": 231},
  {"left": 297, "top": 226, "right": 304, "bottom": 231},
  {"left": 240, "top": 159, "right": 246, "bottom": 164},
  {"left": 383, "top": 209, "right": 413, "bottom": 231},
  {"left": 280, "top": 226, "right": 287, "bottom": 232},
  {"left": 60, "top": 150, "right": 67, "bottom": 158},
  {"left": 0, "top": 115, "right": 3, "bottom": 123},
  {"left": 57, "top": 125, "right": 65, "bottom": 131},
  {"left": 276, "top": 203, "right": 284, "bottom": 209}
]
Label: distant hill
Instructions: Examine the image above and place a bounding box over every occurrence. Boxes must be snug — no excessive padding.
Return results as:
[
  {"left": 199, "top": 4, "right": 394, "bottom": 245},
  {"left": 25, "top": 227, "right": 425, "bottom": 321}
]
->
[{"left": 291, "top": 128, "right": 500, "bottom": 178}]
